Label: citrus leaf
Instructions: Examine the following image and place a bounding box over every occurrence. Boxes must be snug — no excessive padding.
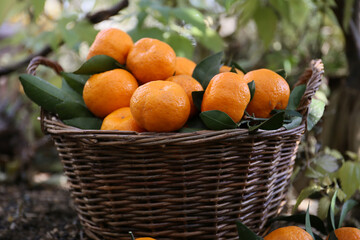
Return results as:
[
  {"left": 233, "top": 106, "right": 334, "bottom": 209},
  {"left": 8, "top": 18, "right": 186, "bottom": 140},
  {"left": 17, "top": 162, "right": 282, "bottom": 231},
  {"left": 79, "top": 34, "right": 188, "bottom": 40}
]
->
[
  {"left": 329, "top": 231, "right": 339, "bottom": 240},
  {"left": 307, "top": 98, "right": 326, "bottom": 131},
  {"left": 284, "top": 116, "right": 302, "bottom": 130},
  {"left": 305, "top": 205, "right": 316, "bottom": 239},
  {"left": 293, "top": 185, "right": 323, "bottom": 213},
  {"left": 230, "top": 65, "right": 237, "bottom": 73},
  {"left": 166, "top": 34, "right": 194, "bottom": 59},
  {"left": 230, "top": 61, "right": 247, "bottom": 74},
  {"left": 248, "top": 111, "right": 285, "bottom": 133},
  {"left": 61, "top": 79, "right": 85, "bottom": 106},
  {"left": 287, "top": 84, "right": 306, "bottom": 111},
  {"left": 192, "top": 90, "right": 204, "bottom": 111},
  {"left": 200, "top": 110, "right": 237, "bottom": 130},
  {"left": 55, "top": 101, "right": 94, "bottom": 120},
  {"left": 328, "top": 190, "right": 338, "bottom": 232},
  {"left": 74, "top": 55, "right": 124, "bottom": 75},
  {"left": 337, "top": 161, "right": 360, "bottom": 199},
  {"left": 179, "top": 115, "right": 208, "bottom": 133},
  {"left": 236, "top": 220, "right": 263, "bottom": 240},
  {"left": 247, "top": 80, "right": 255, "bottom": 101},
  {"left": 338, "top": 199, "right": 358, "bottom": 228},
  {"left": 61, "top": 72, "right": 90, "bottom": 95},
  {"left": 253, "top": 6, "right": 277, "bottom": 48},
  {"left": 193, "top": 52, "right": 223, "bottom": 89},
  {"left": 172, "top": 7, "right": 206, "bottom": 31},
  {"left": 19, "top": 74, "right": 65, "bottom": 113},
  {"left": 269, "top": 213, "right": 327, "bottom": 235},
  {"left": 276, "top": 69, "right": 287, "bottom": 79},
  {"left": 63, "top": 117, "right": 102, "bottom": 130}
]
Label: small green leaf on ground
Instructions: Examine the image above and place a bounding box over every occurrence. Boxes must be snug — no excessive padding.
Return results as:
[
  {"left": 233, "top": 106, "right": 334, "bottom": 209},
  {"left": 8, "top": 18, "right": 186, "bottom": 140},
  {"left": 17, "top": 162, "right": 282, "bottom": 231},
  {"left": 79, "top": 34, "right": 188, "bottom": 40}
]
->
[
  {"left": 236, "top": 220, "right": 263, "bottom": 240},
  {"left": 200, "top": 110, "right": 237, "bottom": 130},
  {"left": 74, "top": 55, "right": 124, "bottom": 75},
  {"left": 19, "top": 74, "right": 65, "bottom": 113},
  {"left": 287, "top": 84, "right": 306, "bottom": 110},
  {"left": 192, "top": 51, "right": 223, "bottom": 89},
  {"left": 247, "top": 80, "right": 255, "bottom": 101},
  {"left": 192, "top": 90, "right": 205, "bottom": 111}
]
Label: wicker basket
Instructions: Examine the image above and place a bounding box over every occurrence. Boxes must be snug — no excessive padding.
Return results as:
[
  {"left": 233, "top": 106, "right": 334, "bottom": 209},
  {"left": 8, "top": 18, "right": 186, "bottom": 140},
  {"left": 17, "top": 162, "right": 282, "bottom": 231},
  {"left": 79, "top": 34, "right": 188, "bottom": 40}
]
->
[{"left": 27, "top": 57, "right": 324, "bottom": 240}]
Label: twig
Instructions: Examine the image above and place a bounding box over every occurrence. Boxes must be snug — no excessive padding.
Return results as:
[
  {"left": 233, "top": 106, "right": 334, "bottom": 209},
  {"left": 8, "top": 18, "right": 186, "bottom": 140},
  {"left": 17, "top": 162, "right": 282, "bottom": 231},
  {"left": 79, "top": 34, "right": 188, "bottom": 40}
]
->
[{"left": 0, "top": 0, "right": 129, "bottom": 76}]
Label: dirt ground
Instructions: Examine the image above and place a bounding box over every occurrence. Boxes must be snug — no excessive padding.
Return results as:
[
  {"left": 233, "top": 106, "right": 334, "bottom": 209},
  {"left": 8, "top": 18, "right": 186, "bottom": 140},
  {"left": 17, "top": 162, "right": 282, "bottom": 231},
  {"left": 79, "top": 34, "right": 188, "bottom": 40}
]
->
[{"left": 0, "top": 184, "right": 86, "bottom": 240}]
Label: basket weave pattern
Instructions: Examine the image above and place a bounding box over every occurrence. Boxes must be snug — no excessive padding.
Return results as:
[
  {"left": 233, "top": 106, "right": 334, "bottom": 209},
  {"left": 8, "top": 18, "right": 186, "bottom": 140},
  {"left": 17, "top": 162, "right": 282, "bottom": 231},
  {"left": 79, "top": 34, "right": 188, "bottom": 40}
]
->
[{"left": 29, "top": 58, "right": 324, "bottom": 240}]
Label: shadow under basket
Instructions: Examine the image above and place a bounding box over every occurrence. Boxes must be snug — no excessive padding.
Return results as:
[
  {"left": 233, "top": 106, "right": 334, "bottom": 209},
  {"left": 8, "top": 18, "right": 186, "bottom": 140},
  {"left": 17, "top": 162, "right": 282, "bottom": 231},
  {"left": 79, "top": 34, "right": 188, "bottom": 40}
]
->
[{"left": 29, "top": 57, "right": 324, "bottom": 240}]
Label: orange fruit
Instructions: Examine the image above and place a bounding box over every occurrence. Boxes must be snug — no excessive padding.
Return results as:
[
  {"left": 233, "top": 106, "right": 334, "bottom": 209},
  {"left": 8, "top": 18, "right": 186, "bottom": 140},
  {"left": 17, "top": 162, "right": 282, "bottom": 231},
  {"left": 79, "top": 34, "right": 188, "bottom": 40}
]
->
[
  {"left": 126, "top": 38, "right": 176, "bottom": 84},
  {"left": 83, "top": 69, "right": 138, "bottom": 118},
  {"left": 166, "top": 75, "right": 203, "bottom": 117},
  {"left": 130, "top": 81, "right": 190, "bottom": 132},
  {"left": 175, "top": 57, "right": 196, "bottom": 76},
  {"left": 243, "top": 69, "right": 290, "bottom": 118},
  {"left": 220, "top": 65, "right": 245, "bottom": 78},
  {"left": 201, "top": 72, "right": 250, "bottom": 123},
  {"left": 136, "top": 238, "right": 156, "bottom": 240},
  {"left": 100, "top": 107, "right": 145, "bottom": 132},
  {"left": 326, "top": 227, "right": 360, "bottom": 240},
  {"left": 264, "top": 226, "right": 313, "bottom": 240},
  {"left": 87, "top": 28, "right": 133, "bottom": 65}
]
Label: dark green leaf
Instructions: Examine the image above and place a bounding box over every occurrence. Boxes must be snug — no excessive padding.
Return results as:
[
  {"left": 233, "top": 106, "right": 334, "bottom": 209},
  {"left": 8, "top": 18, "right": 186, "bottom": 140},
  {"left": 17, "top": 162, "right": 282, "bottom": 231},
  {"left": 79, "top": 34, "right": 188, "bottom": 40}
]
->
[
  {"left": 276, "top": 69, "right": 287, "bottom": 79},
  {"left": 253, "top": 7, "right": 278, "bottom": 48},
  {"left": 284, "top": 116, "right": 302, "bottom": 130},
  {"left": 192, "top": 91, "right": 204, "bottom": 111},
  {"left": 74, "top": 55, "right": 123, "bottom": 75},
  {"left": 293, "top": 185, "right": 323, "bottom": 213},
  {"left": 329, "top": 190, "right": 338, "bottom": 232},
  {"left": 230, "top": 62, "right": 247, "bottom": 74},
  {"left": 287, "top": 85, "right": 306, "bottom": 110},
  {"left": 307, "top": 98, "right": 326, "bottom": 131},
  {"left": 230, "top": 65, "right": 237, "bottom": 73},
  {"left": 247, "top": 80, "right": 255, "bottom": 101},
  {"left": 61, "top": 79, "right": 85, "bottom": 106},
  {"left": 236, "top": 220, "right": 263, "bottom": 240},
  {"left": 192, "top": 52, "right": 223, "bottom": 89},
  {"left": 19, "top": 74, "right": 65, "bottom": 113},
  {"left": 55, "top": 101, "right": 94, "bottom": 120},
  {"left": 200, "top": 110, "right": 237, "bottom": 130},
  {"left": 61, "top": 72, "right": 90, "bottom": 95},
  {"left": 248, "top": 111, "right": 285, "bottom": 132},
  {"left": 329, "top": 231, "right": 339, "bottom": 240},
  {"left": 305, "top": 205, "right": 316, "bottom": 239},
  {"left": 269, "top": 213, "right": 327, "bottom": 235},
  {"left": 129, "top": 231, "right": 136, "bottom": 240},
  {"left": 179, "top": 115, "right": 208, "bottom": 133},
  {"left": 338, "top": 199, "right": 358, "bottom": 228},
  {"left": 63, "top": 117, "right": 102, "bottom": 130}
]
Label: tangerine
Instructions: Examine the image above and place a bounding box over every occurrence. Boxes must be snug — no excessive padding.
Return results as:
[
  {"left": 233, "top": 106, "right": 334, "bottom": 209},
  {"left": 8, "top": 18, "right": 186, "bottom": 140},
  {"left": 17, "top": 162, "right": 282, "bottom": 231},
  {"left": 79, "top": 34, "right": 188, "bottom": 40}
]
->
[
  {"left": 326, "top": 227, "right": 360, "bottom": 240},
  {"left": 219, "top": 65, "right": 244, "bottom": 77},
  {"left": 264, "top": 226, "right": 313, "bottom": 240},
  {"left": 130, "top": 81, "right": 190, "bottom": 132},
  {"left": 175, "top": 57, "right": 196, "bottom": 76},
  {"left": 100, "top": 107, "right": 145, "bottom": 132}
]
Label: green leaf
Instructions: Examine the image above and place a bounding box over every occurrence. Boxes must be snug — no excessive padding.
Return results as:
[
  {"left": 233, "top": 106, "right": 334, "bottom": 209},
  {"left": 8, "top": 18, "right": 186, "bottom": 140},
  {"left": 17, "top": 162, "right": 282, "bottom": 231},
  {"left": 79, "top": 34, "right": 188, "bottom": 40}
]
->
[
  {"left": 55, "top": 101, "right": 94, "bottom": 120},
  {"left": 61, "top": 79, "right": 85, "bottom": 106},
  {"left": 31, "top": 0, "right": 45, "bottom": 19},
  {"left": 236, "top": 220, "right": 263, "bottom": 240},
  {"left": 0, "top": 0, "right": 13, "bottom": 24},
  {"left": 276, "top": 69, "right": 287, "bottom": 79},
  {"left": 317, "top": 196, "right": 331, "bottom": 220},
  {"left": 128, "top": 27, "right": 165, "bottom": 42},
  {"left": 337, "top": 161, "right": 360, "bottom": 200},
  {"left": 19, "top": 74, "right": 65, "bottom": 113},
  {"left": 269, "top": 0, "right": 291, "bottom": 21},
  {"left": 74, "top": 55, "right": 123, "bottom": 75},
  {"left": 329, "top": 231, "right": 339, "bottom": 240},
  {"left": 61, "top": 72, "right": 90, "bottom": 95},
  {"left": 192, "top": 91, "right": 204, "bottom": 111},
  {"left": 305, "top": 205, "right": 316, "bottom": 239},
  {"left": 293, "top": 185, "right": 323, "bottom": 213},
  {"left": 248, "top": 111, "right": 285, "bottom": 132},
  {"left": 343, "top": 0, "right": 355, "bottom": 31},
  {"left": 338, "top": 199, "right": 358, "bottom": 228},
  {"left": 63, "top": 117, "right": 102, "bottom": 130},
  {"left": 230, "top": 65, "right": 237, "bottom": 73},
  {"left": 284, "top": 116, "right": 302, "bottom": 130},
  {"left": 230, "top": 61, "right": 247, "bottom": 74},
  {"left": 166, "top": 34, "right": 194, "bottom": 59},
  {"left": 238, "top": 0, "right": 260, "bottom": 26},
  {"left": 287, "top": 85, "right": 306, "bottom": 111},
  {"left": 172, "top": 7, "right": 206, "bottom": 31},
  {"left": 329, "top": 190, "right": 338, "bottom": 232},
  {"left": 269, "top": 213, "right": 327, "bottom": 235},
  {"left": 253, "top": 7, "right": 278, "bottom": 48},
  {"left": 179, "top": 115, "right": 208, "bottom": 133},
  {"left": 247, "top": 80, "right": 255, "bottom": 101},
  {"left": 307, "top": 98, "right": 326, "bottom": 131},
  {"left": 129, "top": 231, "right": 136, "bottom": 240},
  {"left": 72, "top": 20, "right": 98, "bottom": 44},
  {"left": 192, "top": 52, "right": 223, "bottom": 89},
  {"left": 200, "top": 110, "right": 237, "bottom": 130},
  {"left": 191, "top": 27, "right": 225, "bottom": 52}
]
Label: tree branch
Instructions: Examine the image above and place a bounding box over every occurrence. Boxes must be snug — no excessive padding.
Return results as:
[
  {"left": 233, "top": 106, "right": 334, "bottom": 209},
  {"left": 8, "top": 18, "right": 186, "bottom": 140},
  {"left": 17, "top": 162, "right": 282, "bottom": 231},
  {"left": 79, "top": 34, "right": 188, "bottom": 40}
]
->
[{"left": 0, "top": 0, "right": 129, "bottom": 76}]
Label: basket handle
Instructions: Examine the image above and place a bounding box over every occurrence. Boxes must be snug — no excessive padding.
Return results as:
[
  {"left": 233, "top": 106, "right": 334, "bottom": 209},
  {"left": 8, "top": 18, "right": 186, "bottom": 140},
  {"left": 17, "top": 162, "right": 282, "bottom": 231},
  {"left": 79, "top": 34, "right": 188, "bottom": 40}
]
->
[
  {"left": 295, "top": 59, "right": 324, "bottom": 126},
  {"left": 26, "top": 56, "right": 64, "bottom": 76}
]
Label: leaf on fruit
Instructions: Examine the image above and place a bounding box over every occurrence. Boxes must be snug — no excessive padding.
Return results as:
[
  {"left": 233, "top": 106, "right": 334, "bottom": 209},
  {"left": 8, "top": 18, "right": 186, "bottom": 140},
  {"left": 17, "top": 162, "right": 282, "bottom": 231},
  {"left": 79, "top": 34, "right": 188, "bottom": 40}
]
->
[
  {"left": 193, "top": 51, "right": 223, "bottom": 89},
  {"left": 248, "top": 111, "right": 285, "bottom": 133},
  {"left": 55, "top": 101, "right": 94, "bottom": 120},
  {"left": 192, "top": 90, "right": 204, "bottom": 111},
  {"left": 287, "top": 84, "right": 306, "bottom": 111},
  {"left": 19, "top": 74, "right": 65, "bottom": 113},
  {"left": 247, "top": 80, "right": 255, "bottom": 101},
  {"left": 200, "top": 110, "right": 237, "bottom": 130},
  {"left": 61, "top": 72, "right": 89, "bottom": 95},
  {"left": 179, "top": 115, "right": 208, "bottom": 133},
  {"left": 74, "top": 55, "right": 124, "bottom": 75},
  {"left": 230, "top": 61, "right": 247, "bottom": 74},
  {"left": 276, "top": 69, "right": 287, "bottom": 79}
]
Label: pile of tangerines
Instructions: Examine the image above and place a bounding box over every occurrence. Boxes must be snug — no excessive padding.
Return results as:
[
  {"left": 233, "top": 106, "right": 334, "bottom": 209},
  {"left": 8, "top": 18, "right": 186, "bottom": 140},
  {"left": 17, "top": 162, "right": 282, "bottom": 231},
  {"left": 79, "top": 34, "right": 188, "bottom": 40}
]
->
[{"left": 83, "top": 28, "right": 290, "bottom": 133}]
